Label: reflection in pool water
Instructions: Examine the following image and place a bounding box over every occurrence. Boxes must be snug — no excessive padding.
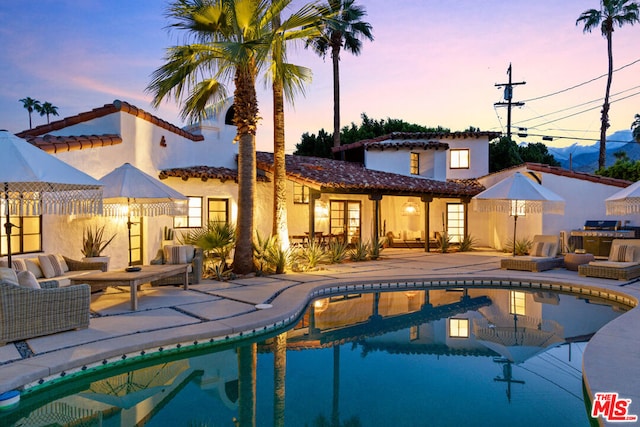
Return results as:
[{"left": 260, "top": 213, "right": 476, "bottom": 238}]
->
[{"left": 1, "top": 287, "right": 627, "bottom": 426}]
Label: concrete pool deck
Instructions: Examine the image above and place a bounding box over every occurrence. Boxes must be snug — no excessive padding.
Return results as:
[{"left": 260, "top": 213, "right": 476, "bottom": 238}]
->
[{"left": 1, "top": 248, "right": 639, "bottom": 425}]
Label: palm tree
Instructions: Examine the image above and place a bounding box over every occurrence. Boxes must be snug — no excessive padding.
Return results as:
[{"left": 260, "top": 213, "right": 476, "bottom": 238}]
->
[
  {"left": 632, "top": 113, "right": 640, "bottom": 142},
  {"left": 35, "top": 101, "right": 59, "bottom": 124},
  {"left": 269, "top": 7, "right": 319, "bottom": 250},
  {"left": 577, "top": 0, "right": 640, "bottom": 169},
  {"left": 19, "top": 97, "right": 41, "bottom": 129},
  {"left": 147, "top": 0, "right": 321, "bottom": 275},
  {"left": 306, "top": 0, "right": 373, "bottom": 157}
]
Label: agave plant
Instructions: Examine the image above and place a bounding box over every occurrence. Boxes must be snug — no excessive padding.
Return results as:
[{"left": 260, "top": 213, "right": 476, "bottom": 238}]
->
[
  {"left": 458, "top": 234, "right": 477, "bottom": 252},
  {"left": 295, "top": 240, "right": 326, "bottom": 270},
  {"left": 327, "top": 240, "right": 349, "bottom": 264},
  {"left": 350, "top": 240, "right": 370, "bottom": 261},
  {"left": 436, "top": 232, "right": 451, "bottom": 253},
  {"left": 81, "top": 225, "right": 116, "bottom": 257},
  {"left": 504, "top": 237, "right": 532, "bottom": 256}
]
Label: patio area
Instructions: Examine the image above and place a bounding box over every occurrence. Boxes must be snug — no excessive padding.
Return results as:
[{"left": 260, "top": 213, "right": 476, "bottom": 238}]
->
[{"left": 1, "top": 248, "right": 639, "bottom": 422}]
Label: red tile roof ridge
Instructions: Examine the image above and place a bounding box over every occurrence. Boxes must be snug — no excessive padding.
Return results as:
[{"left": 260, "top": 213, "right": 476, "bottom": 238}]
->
[
  {"left": 479, "top": 162, "right": 632, "bottom": 188},
  {"left": 524, "top": 162, "right": 631, "bottom": 188},
  {"left": 159, "top": 165, "right": 269, "bottom": 183},
  {"left": 333, "top": 131, "right": 502, "bottom": 152},
  {"left": 24, "top": 133, "right": 123, "bottom": 154},
  {"left": 16, "top": 100, "right": 204, "bottom": 142}
]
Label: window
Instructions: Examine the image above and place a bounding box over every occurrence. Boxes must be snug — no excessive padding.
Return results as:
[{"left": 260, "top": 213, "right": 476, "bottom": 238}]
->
[
  {"left": 510, "top": 200, "right": 526, "bottom": 217},
  {"left": 293, "top": 183, "right": 309, "bottom": 204},
  {"left": 0, "top": 212, "right": 42, "bottom": 256},
  {"left": 450, "top": 149, "right": 470, "bottom": 169},
  {"left": 510, "top": 291, "right": 526, "bottom": 315},
  {"left": 174, "top": 196, "right": 202, "bottom": 228},
  {"left": 410, "top": 152, "right": 419, "bottom": 175},
  {"left": 208, "top": 198, "right": 229, "bottom": 224},
  {"left": 446, "top": 203, "right": 465, "bottom": 243},
  {"left": 449, "top": 318, "right": 469, "bottom": 338}
]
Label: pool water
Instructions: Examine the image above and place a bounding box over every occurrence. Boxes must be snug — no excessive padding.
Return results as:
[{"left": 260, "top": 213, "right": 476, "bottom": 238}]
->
[{"left": 1, "top": 287, "right": 626, "bottom": 426}]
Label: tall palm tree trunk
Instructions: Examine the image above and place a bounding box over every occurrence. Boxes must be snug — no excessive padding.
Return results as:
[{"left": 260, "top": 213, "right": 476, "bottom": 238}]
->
[
  {"left": 233, "top": 66, "right": 258, "bottom": 275},
  {"left": 599, "top": 30, "right": 614, "bottom": 170},
  {"left": 273, "top": 78, "right": 290, "bottom": 248},
  {"left": 331, "top": 38, "right": 342, "bottom": 159}
]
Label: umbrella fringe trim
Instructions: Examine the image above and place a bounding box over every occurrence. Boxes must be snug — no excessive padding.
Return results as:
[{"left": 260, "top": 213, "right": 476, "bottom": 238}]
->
[
  {"left": 472, "top": 199, "right": 564, "bottom": 215},
  {"left": 2, "top": 189, "right": 103, "bottom": 216}
]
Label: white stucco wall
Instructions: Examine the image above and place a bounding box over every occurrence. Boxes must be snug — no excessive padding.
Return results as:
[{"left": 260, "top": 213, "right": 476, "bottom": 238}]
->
[{"left": 364, "top": 149, "right": 446, "bottom": 181}]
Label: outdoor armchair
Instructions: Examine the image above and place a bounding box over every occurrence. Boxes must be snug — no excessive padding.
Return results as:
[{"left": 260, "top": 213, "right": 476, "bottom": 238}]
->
[
  {"left": 150, "top": 246, "right": 203, "bottom": 286},
  {"left": 500, "top": 235, "right": 563, "bottom": 272}
]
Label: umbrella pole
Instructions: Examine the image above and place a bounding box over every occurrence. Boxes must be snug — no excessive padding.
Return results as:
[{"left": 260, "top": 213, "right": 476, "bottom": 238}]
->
[
  {"left": 512, "top": 214, "right": 518, "bottom": 257},
  {"left": 3, "top": 186, "right": 14, "bottom": 266},
  {"left": 127, "top": 199, "right": 132, "bottom": 266}
]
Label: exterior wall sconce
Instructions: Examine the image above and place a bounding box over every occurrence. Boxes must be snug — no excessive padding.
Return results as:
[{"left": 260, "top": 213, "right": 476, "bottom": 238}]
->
[{"left": 160, "top": 136, "right": 167, "bottom": 147}]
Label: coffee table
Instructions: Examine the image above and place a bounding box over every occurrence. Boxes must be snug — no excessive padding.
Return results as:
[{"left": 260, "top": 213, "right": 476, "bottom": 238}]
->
[{"left": 70, "top": 264, "right": 190, "bottom": 310}]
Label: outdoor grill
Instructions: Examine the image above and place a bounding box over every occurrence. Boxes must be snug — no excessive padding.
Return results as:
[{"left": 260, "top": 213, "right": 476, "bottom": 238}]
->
[{"left": 569, "top": 220, "right": 637, "bottom": 257}]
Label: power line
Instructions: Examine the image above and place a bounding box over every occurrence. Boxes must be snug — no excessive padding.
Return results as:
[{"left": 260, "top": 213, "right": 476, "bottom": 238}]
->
[
  {"left": 521, "top": 57, "right": 640, "bottom": 103},
  {"left": 516, "top": 84, "right": 640, "bottom": 125}
]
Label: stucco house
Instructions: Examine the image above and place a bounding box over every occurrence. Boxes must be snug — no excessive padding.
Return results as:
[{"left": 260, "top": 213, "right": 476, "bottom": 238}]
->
[{"left": 3, "top": 98, "right": 635, "bottom": 269}]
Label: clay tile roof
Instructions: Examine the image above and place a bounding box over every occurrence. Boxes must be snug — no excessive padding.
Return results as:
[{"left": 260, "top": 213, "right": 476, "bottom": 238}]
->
[
  {"left": 159, "top": 166, "right": 270, "bottom": 183},
  {"left": 16, "top": 100, "right": 204, "bottom": 142},
  {"left": 523, "top": 162, "right": 632, "bottom": 188},
  {"left": 333, "top": 131, "right": 502, "bottom": 153},
  {"left": 256, "top": 152, "right": 481, "bottom": 197},
  {"left": 24, "top": 134, "right": 122, "bottom": 154}
]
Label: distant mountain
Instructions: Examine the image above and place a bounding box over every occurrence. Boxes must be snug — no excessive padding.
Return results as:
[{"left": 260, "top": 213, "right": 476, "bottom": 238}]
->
[{"left": 545, "top": 130, "right": 636, "bottom": 172}]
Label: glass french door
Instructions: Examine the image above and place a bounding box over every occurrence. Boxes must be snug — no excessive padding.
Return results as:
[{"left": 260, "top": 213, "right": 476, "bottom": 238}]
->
[
  {"left": 330, "top": 200, "right": 361, "bottom": 245},
  {"left": 446, "top": 203, "right": 465, "bottom": 243}
]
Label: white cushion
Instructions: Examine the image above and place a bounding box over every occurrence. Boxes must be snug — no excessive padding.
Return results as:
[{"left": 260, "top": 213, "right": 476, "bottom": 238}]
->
[
  {"left": 56, "top": 254, "right": 69, "bottom": 272},
  {"left": 17, "top": 270, "right": 40, "bottom": 289},
  {"left": 38, "top": 254, "right": 65, "bottom": 278},
  {"left": 588, "top": 260, "right": 638, "bottom": 268},
  {"left": 609, "top": 245, "right": 635, "bottom": 262}
]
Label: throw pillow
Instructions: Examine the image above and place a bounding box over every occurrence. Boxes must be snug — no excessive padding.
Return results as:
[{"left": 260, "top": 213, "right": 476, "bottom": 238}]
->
[
  {"left": 164, "top": 245, "right": 194, "bottom": 264},
  {"left": 0, "top": 267, "right": 19, "bottom": 285},
  {"left": 610, "top": 245, "right": 631, "bottom": 262},
  {"left": 38, "top": 254, "right": 65, "bottom": 279},
  {"left": 55, "top": 254, "right": 70, "bottom": 272},
  {"left": 0, "top": 259, "right": 27, "bottom": 271},
  {"left": 17, "top": 270, "right": 40, "bottom": 289},
  {"left": 25, "top": 259, "right": 44, "bottom": 278}
]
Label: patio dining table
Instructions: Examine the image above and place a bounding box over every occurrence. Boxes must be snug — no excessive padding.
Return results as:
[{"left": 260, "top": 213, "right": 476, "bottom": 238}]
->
[{"left": 70, "top": 264, "right": 190, "bottom": 311}]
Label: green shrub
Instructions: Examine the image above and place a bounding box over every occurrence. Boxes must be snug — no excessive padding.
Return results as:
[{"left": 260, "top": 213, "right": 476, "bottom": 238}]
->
[{"left": 180, "top": 221, "right": 236, "bottom": 271}]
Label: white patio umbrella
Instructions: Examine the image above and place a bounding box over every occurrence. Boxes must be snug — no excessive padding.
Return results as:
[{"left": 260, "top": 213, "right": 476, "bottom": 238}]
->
[
  {"left": 473, "top": 172, "right": 565, "bottom": 256},
  {"left": 0, "top": 131, "right": 102, "bottom": 265},
  {"left": 99, "top": 163, "right": 187, "bottom": 266},
  {"left": 605, "top": 180, "right": 640, "bottom": 215},
  {"left": 473, "top": 315, "right": 564, "bottom": 364}
]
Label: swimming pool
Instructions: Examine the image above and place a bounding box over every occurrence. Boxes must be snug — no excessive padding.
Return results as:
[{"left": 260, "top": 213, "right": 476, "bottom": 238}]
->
[{"left": 1, "top": 287, "right": 626, "bottom": 426}]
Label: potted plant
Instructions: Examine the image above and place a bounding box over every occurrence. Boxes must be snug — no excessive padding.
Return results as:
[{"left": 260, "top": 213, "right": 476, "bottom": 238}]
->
[{"left": 81, "top": 225, "right": 116, "bottom": 268}]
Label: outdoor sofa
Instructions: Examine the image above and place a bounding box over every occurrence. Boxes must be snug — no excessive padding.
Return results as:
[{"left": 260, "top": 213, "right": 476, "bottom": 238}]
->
[
  {"left": 0, "top": 268, "right": 90, "bottom": 345},
  {"left": 500, "top": 235, "right": 563, "bottom": 272},
  {"left": 150, "top": 245, "right": 203, "bottom": 286},
  {"left": 0, "top": 254, "right": 107, "bottom": 287},
  {"left": 578, "top": 239, "right": 640, "bottom": 281}
]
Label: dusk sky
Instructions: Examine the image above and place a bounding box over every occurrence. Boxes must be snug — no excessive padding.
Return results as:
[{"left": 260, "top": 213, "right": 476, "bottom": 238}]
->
[{"left": 0, "top": 0, "right": 638, "bottom": 153}]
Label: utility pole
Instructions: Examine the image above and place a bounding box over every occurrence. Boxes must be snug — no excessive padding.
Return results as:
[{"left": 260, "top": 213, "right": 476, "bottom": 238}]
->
[{"left": 495, "top": 63, "right": 525, "bottom": 140}]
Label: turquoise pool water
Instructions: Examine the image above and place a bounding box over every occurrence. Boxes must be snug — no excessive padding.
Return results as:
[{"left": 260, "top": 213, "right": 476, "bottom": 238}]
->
[{"left": 1, "top": 287, "right": 626, "bottom": 426}]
